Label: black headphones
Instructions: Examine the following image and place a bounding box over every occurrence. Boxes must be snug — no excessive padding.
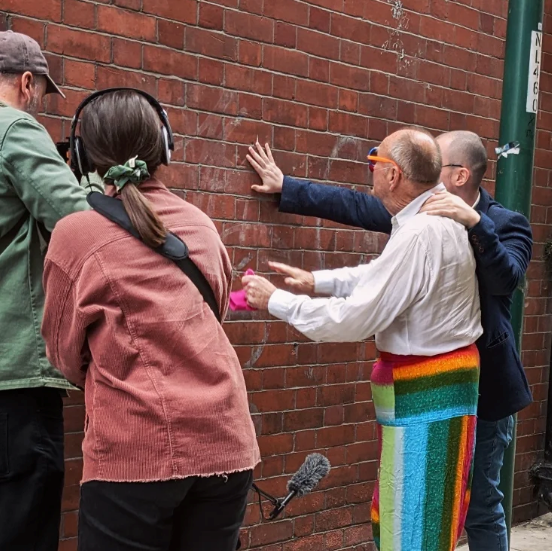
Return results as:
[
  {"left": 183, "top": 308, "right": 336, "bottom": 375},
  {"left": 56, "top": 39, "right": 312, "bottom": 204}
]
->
[{"left": 69, "top": 87, "right": 175, "bottom": 181}]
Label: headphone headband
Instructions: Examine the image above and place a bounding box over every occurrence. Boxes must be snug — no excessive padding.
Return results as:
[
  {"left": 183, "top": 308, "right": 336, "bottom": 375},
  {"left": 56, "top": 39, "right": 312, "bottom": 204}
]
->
[{"left": 70, "top": 87, "right": 174, "bottom": 180}]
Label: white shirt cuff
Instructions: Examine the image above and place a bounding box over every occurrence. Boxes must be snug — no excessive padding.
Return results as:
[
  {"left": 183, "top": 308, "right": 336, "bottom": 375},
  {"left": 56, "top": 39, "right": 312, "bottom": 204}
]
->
[
  {"left": 313, "top": 270, "right": 335, "bottom": 295},
  {"left": 268, "top": 289, "right": 298, "bottom": 322}
]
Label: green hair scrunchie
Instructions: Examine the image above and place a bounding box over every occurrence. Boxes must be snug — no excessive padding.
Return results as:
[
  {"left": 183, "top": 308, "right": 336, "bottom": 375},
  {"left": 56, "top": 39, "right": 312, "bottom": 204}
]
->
[{"left": 104, "top": 156, "right": 150, "bottom": 191}]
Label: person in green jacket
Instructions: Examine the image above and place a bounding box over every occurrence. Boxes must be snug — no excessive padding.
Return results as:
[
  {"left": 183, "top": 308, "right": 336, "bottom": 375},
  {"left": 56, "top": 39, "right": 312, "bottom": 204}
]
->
[{"left": 0, "top": 31, "right": 89, "bottom": 551}]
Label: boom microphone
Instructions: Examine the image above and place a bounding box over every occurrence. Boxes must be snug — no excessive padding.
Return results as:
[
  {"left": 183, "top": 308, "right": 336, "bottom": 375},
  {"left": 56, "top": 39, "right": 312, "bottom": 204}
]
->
[{"left": 268, "top": 453, "right": 331, "bottom": 519}]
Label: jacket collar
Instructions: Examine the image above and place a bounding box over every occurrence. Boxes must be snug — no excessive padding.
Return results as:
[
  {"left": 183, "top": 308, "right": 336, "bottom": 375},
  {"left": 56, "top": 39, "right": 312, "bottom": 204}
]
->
[{"left": 476, "top": 187, "right": 493, "bottom": 214}]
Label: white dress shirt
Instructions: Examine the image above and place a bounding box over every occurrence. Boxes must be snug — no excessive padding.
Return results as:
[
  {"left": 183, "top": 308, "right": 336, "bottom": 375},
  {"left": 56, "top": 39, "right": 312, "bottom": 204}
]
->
[{"left": 268, "top": 184, "right": 483, "bottom": 356}]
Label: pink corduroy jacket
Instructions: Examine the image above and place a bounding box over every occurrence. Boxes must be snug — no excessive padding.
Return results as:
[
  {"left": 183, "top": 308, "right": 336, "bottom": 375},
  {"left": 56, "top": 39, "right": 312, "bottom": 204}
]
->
[{"left": 42, "top": 179, "right": 260, "bottom": 483}]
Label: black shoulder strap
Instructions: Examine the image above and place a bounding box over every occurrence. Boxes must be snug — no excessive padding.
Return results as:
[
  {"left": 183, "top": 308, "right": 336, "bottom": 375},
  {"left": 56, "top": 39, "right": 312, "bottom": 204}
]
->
[{"left": 87, "top": 192, "right": 221, "bottom": 323}]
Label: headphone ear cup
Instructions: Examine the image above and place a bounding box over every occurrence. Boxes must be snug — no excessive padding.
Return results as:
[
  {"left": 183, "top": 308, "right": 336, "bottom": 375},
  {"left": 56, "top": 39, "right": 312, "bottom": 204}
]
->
[
  {"left": 161, "top": 126, "right": 171, "bottom": 165},
  {"left": 74, "top": 136, "right": 92, "bottom": 176}
]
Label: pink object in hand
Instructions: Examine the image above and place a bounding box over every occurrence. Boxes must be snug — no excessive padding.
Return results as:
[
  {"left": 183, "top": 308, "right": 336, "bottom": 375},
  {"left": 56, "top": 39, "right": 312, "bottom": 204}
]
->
[{"left": 229, "top": 269, "right": 256, "bottom": 311}]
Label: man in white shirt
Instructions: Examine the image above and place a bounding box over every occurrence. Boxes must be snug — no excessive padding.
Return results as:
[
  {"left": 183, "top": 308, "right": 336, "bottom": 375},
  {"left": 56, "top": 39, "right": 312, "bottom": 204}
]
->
[{"left": 243, "top": 128, "right": 483, "bottom": 551}]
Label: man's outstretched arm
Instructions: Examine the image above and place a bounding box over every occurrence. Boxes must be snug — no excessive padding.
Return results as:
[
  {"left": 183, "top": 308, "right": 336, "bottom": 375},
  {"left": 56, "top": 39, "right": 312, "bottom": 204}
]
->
[{"left": 246, "top": 142, "right": 393, "bottom": 234}]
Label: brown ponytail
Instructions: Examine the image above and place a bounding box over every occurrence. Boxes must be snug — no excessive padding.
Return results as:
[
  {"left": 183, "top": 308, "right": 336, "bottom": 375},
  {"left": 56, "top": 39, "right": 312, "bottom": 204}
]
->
[
  {"left": 120, "top": 183, "right": 167, "bottom": 248},
  {"left": 79, "top": 90, "right": 169, "bottom": 248}
]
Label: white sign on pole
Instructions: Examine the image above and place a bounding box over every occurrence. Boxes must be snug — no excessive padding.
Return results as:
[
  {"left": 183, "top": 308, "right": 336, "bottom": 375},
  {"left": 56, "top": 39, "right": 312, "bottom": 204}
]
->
[{"left": 527, "top": 30, "right": 543, "bottom": 113}]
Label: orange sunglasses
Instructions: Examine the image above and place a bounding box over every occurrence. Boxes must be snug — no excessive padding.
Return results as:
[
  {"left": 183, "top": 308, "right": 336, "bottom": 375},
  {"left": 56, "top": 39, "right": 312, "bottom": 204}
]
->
[{"left": 367, "top": 147, "right": 401, "bottom": 173}]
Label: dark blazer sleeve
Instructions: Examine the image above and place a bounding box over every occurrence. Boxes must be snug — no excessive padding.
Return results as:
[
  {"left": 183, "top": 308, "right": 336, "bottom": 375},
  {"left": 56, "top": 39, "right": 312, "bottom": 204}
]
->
[
  {"left": 468, "top": 209, "right": 533, "bottom": 296},
  {"left": 279, "top": 176, "right": 393, "bottom": 234}
]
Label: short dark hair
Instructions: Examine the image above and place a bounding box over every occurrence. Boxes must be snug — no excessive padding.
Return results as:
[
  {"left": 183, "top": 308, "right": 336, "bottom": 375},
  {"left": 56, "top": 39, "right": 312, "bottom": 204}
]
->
[
  {"left": 80, "top": 90, "right": 167, "bottom": 248},
  {"left": 389, "top": 128, "right": 442, "bottom": 186},
  {"left": 443, "top": 130, "right": 488, "bottom": 186}
]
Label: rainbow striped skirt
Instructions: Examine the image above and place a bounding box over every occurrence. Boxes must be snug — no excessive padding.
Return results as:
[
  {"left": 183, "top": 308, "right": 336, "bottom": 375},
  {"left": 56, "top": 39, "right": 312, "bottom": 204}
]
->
[{"left": 370, "top": 345, "right": 480, "bottom": 551}]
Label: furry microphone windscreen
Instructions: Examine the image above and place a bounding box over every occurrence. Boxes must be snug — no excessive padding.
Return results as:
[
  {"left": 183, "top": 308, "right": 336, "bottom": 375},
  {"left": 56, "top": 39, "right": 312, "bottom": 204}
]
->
[{"left": 287, "top": 453, "right": 331, "bottom": 497}]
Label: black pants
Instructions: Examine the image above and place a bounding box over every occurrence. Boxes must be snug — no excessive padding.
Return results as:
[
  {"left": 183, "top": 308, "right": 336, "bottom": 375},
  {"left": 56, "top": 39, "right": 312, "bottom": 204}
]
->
[
  {"left": 0, "top": 387, "right": 65, "bottom": 551},
  {"left": 78, "top": 470, "right": 253, "bottom": 551}
]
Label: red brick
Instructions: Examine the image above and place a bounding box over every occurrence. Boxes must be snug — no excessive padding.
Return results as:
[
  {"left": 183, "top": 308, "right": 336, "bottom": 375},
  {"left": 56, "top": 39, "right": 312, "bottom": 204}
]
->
[
  {"left": 330, "top": 63, "right": 370, "bottom": 92},
  {"left": 10, "top": 17, "right": 45, "bottom": 46},
  {"left": 96, "top": 66, "right": 157, "bottom": 95},
  {"left": 47, "top": 26, "right": 111, "bottom": 63},
  {"left": 2, "top": 0, "right": 62, "bottom": 22},
  {"left": 186, "top": 137, "right": 236, "bottom": 167},
  {"left": 274, "top": 21, "right": 298, "bottom": 49},
  {"left": 309, "top": 58, "right": 330, "bottom": 83},
  {"left": 264, "top": 0, "right": 309, "bottom": 26},
  {"left": 97, "top": 5, "right": 156, "bottom": 41},
  {"left": 250, "top": 519, "right": 293, "bottom": 546},
  {"left": 64, "top": 59, "right": 95, "bottom": 90},
  {"left": 196, "top": 58, "right": 222, "bottom": 86},
  {"left": 263, "top": 45, "right": 309, "bottom": 78},
  {"left": 114, "top": 0, "right": 141, "bottom": 8},
  {"left": 239, "top": 0, "right": 263, "bottom": 16},
  {"left": 158, "top": 78, "right": 186, "bottom": 106},
  {"left": 330, "top": 13, "right": 371, "bottom": 45},
  {"left": 157, "top": 19, "right": 185, "bottom": 49},
  {"left": 263, "top": 97, "right": 308, "bottom": 128},
  {"left": 296, "top": 81, "right": 338, "bottom": 109},
  {"left": 186, "top": 27, "right": 237, "bottom": 61},
  {"left": 112, "top": 38, "right": 142, "bottom": 69},
  {"left": 273, "top": 75, "right": 297, "bottom": 100},
  {"left": 297, "top": 28, "right": 340, "bottom": 60},
  {"left": 143, "top": 45, "right": 197, "bottom": 80},
  {"left": 309, "top": 7, "right": 331, "bottom": 33},
  {"left": 239, "top": 92, "right": 263, "bottom": 119},
  {"left": 239, "top": 40, "right": 262, "bottom": 67},
  {"left": 142, "top": 0, "right": 197, "bottom": 24},
  {"left": 199, "top": 2, "right": 223, "bottom": 30},
  {"left": 226, "top": 65, "right": 272, "bottom": 95},
  {"left": 62, "top": 0, "right": 95, "bottom": 29},
  {"left": 187, "top": 83, "right": 238, "bottom": 115},
  {"left": 225, "top": 10, "right": 274, "bottom": 43}
]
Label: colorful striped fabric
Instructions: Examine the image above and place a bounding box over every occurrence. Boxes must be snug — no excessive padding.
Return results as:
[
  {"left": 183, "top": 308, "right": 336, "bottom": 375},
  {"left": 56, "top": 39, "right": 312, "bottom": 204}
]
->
[{"left": 370, "top": 345, "right": 479, "bottom": 551}]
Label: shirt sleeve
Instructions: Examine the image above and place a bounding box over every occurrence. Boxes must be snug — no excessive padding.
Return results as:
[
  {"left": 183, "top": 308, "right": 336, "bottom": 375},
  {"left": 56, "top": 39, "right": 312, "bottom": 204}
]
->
[
  {"left": 41, "top": 259, "right": 91, "bottom": 388},
  {"left": 313, "top": 263, "right": 373, "bottom": 297},
  {"left": 268, "top": 230, "right": 428, "bottom": 342},
  {"left": 1, "top": 116, "right": 89, "bottom": 232}
]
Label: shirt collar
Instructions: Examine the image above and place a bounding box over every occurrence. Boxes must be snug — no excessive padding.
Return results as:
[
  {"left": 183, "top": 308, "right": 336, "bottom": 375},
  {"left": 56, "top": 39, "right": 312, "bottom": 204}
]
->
[
  {"left": 472, "top": 192, "right": 481, "bottom": 209},
  {"left": 392, "top": 183, "right": 446, "bottom": 229}
]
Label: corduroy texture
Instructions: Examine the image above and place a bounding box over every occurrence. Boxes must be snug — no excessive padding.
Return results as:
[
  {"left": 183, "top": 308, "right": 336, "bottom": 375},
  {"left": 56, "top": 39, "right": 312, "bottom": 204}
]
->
[
  {"left": 42, "top": 179, "right": 261, "bottom": 484},
  {"left": 370, "top": 345, "right": 479, "bottom": 551}
]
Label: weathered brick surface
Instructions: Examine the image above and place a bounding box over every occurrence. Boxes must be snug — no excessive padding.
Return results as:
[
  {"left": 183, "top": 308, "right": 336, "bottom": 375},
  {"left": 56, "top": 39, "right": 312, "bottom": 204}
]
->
[{"left": 0, "top": 0, "right": 551, "bottom": 548}]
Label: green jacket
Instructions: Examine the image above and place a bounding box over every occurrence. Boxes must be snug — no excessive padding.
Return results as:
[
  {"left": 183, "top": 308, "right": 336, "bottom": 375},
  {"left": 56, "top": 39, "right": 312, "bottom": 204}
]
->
[{"left": 0, "top": 101, "right": 89, "bottom": 391}]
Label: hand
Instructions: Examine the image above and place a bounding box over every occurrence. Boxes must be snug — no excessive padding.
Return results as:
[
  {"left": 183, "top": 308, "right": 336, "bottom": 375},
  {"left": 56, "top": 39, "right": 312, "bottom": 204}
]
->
[
  {"left": 269, "top": 262, "right": 315, "bottom": 294},
  {"left": 420, "top": 191, "right": 481, "bottom": 229},
  {"left": 242, "top": 275, "right": 277, "bottom": 310},
  {"left": 246, "top": 142, "right": 284, "bottom": 194}
]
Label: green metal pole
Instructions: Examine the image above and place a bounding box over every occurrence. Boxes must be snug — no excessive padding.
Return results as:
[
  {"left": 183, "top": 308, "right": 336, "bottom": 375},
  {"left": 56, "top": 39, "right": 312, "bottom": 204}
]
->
[{"left": 495, "top": 1, "right": 544, "bottom": 546}]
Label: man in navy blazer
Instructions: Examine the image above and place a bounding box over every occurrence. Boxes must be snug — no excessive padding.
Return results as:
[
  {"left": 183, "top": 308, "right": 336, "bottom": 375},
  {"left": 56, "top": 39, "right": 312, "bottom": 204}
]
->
[{"left": 247, "top": 130, "right": 532, "bottom": 551}]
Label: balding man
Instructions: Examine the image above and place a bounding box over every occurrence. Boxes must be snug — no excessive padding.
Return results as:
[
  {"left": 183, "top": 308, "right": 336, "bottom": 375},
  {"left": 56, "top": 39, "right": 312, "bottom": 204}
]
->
[
  {"left": 246, "top": 129, "right": 532, "bottom": 551},
  {"left": 245, "top": 128, "right": 483, "bottom": 551},
  {"left": 0, "top": 31, "right": 88, "bottom": 550}
]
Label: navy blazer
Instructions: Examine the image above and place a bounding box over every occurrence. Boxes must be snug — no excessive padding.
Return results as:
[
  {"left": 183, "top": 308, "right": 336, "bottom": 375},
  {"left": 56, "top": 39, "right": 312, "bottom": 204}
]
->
[{"left": 280, "top": 176, "right": 533, "bottom": 421}]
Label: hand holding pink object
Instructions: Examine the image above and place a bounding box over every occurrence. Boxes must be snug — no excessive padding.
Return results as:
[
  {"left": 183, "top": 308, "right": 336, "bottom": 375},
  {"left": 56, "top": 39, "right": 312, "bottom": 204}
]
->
[{"left": 229, "top": 269, "right": 256, "bottom": 311}]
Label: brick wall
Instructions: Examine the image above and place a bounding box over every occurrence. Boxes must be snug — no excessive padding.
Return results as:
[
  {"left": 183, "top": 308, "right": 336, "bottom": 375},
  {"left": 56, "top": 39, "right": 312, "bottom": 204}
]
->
[{"left": 0, "top": 1, "right": 551, "bottom": 550}]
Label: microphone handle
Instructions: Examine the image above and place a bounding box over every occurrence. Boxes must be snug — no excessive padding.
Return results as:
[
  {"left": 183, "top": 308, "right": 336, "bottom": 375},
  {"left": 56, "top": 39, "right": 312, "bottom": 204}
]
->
[{"left": 268, "top": 490, "right": 298, "bottom": 520}]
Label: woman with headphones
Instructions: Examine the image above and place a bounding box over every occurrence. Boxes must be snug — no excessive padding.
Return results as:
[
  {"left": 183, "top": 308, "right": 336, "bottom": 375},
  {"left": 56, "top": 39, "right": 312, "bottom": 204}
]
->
[{"left": 41, "top": 89, "right": 260, "bottom": 551}]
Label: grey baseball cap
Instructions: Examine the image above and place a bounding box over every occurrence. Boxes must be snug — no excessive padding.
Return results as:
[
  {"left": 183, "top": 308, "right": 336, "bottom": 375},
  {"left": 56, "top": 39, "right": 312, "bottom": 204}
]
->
[{"left": 0, "top": 30, "right": 65, "bottom": 98}]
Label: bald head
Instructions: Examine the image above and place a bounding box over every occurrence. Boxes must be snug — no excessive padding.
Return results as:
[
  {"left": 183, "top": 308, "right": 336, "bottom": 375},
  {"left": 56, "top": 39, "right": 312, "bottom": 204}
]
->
[
  {"left": 383, "top": 128, "right": 442, "bottom": 187},
  {"left": 437, "top": 131, "right": 488, "bottom": 188}
]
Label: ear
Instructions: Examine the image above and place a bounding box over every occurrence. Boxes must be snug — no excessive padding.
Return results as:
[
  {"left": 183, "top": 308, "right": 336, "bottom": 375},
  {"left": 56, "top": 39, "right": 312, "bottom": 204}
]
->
[
  {"left": 19, "top": 72, "right": 34, "bottom": 102},
  {"left": 388, "top": 166, "right": 401, "bottom": 192},
  {"left": 455, "top": 167, "right": 471, "bottom": 189}
]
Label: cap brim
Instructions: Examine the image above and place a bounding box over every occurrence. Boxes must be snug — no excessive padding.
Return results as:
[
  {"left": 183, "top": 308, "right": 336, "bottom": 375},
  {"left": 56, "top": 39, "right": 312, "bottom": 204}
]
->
[{"left": 44, "top": 74, "right": 66, "bottom": 99}]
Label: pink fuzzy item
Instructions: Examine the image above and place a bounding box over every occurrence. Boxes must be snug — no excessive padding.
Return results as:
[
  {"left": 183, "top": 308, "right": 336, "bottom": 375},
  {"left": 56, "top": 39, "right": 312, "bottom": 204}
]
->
[{"left": 229, "top": 269, "right": 256, "bottom": 311}]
